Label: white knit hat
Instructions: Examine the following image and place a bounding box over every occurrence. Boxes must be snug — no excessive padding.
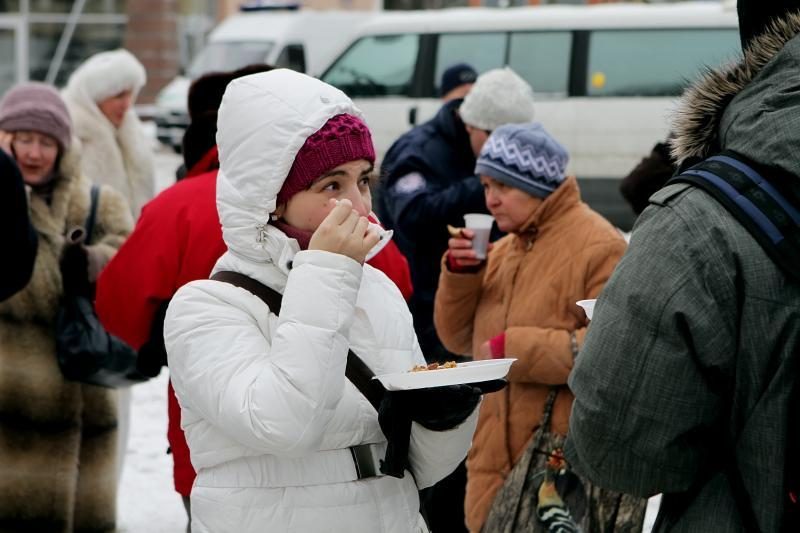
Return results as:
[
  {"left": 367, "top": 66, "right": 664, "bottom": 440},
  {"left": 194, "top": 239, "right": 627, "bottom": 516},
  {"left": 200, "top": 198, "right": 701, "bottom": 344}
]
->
[
  {"left": 458, "top": 67, "right": 535, "bottom": 131},
  {"left": 65, "top": 49, "right": 146, "bottom": 103}
]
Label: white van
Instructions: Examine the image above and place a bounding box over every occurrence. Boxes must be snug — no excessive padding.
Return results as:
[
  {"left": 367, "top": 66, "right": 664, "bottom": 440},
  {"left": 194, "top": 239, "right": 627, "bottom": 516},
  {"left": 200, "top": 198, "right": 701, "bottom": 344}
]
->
[
  {"left": 154, "top": 5, "right": 374, "bottom": 150},
  {"left": 319, "top": 2, "right": 740, "bottom": 229}
]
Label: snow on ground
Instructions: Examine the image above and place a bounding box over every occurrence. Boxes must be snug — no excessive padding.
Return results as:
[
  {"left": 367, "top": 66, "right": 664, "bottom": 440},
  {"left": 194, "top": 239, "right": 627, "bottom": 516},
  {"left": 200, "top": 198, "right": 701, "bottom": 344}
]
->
[
  {"left": 118, "top": 372, "right": 187, "bottom": 533},
  {"left": 117, "top": 142, "right": 186, "bottom": 532},
  {"left": 116, "top": 138, "right": 662, "bottom": 532}
]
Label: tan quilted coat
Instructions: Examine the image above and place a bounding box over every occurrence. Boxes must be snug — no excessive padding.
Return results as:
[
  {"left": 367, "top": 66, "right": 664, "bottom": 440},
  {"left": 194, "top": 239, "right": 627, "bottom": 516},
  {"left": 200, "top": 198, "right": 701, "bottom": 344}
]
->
[{"left": 434, "top": 177, "right": 626, "bottom": 532}]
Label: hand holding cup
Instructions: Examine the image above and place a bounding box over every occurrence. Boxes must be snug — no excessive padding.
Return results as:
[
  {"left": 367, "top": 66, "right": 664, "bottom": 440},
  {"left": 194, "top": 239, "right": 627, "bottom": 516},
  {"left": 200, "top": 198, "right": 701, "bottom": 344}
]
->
[
  {"left": 447, "top": 228, "right": 482, "bottom": 268},
  {"left": 446, "top": 213, "right": 494, "bottom": 269}
]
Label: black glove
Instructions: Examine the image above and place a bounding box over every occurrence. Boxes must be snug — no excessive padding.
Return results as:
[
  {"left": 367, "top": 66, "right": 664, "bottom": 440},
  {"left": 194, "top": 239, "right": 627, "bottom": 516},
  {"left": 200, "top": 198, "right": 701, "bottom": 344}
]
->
[
  {"left": 377, "top": 379, "right": 507, "bottom": 478},
  {"left": 60, "top": 230, "right": 92, "bottom": 299},
  {"left": 136, "top": 299, "right": 171, "bottom": 378}
]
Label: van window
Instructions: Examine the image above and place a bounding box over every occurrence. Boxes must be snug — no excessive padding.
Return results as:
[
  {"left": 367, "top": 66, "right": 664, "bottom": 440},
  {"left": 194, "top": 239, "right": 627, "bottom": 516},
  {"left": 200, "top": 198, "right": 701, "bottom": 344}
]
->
[
  {"left": 322, "top": 34, "right": 419, "bottom": 97},
  {"left": 275, "top": 44, "right": 306, "bottom": 73},
  {"left": 586, "top": 29, "right": 739, "bottom": 97},
  {"left": 509, "top": 32, "right": 571, "bottom": 97},
  {"left": 187, "top": 41, "right": 274, "bottom": 79},
  {"left": 434, "top": 32, "right": 506, "bottom": 91}
]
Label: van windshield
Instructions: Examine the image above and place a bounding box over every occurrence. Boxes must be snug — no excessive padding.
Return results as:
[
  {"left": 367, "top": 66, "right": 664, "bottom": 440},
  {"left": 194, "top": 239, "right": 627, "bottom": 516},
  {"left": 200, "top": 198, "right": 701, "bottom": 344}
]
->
[{"left": 187, "top": 41, "right": 274, "bottom": 79}]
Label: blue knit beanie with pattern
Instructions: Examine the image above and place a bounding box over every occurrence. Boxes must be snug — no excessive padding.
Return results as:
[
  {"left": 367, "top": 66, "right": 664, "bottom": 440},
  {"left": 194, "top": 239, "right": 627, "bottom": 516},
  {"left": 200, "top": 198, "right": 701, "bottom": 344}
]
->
[{"left": 475, "top": 122, "right": 568, "bottom": 199}]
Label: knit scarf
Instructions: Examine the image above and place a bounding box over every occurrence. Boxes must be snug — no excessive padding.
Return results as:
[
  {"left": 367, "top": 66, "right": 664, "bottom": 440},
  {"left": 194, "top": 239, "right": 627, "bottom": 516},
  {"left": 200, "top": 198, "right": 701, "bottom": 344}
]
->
[{"left": 271, "top": 220, "right": 312, "bottom": 250}]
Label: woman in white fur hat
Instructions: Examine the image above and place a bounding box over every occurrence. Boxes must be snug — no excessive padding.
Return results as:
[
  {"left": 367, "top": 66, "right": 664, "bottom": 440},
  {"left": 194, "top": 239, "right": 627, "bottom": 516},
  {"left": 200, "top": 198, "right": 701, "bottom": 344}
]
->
[
  {"left": 62, "top": 48, "right": 155, "bottom": 220},
  {"left": 62, "top": 48, "right": 155, "bottom": 486}
]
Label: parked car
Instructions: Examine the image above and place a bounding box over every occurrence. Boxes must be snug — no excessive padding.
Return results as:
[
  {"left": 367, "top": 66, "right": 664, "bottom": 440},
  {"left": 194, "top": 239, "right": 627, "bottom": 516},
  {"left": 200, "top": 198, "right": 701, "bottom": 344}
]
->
[
  {"left": 319, "top": 2, "right": 740, "bottom": 229},
  {"left": 154, "top": 4, "right": 374, "bottom": 151}
]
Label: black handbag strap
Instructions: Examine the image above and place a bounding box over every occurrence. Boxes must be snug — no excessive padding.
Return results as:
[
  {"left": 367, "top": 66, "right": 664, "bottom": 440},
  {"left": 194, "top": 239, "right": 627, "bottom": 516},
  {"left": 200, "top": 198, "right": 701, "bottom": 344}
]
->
[
  {"left": 210, "top": 270, "right": 385, "bottom": 411},
  {"left": 84, "top": 184, "right": 100, "bottom": 246},
  {"left": 534, "top": 332, "right": 579, "bottom": 441}
]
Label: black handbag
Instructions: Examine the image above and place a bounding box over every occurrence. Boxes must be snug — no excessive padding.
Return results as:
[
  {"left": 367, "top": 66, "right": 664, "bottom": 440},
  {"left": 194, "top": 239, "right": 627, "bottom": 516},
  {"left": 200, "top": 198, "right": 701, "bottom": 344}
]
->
[{"left": 55, "top": 185, "right": 148, "bottom": 388}]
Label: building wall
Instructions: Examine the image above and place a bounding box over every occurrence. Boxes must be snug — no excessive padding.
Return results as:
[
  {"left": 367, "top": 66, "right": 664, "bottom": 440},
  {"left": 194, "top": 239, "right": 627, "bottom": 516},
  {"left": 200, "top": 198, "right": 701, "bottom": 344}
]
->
[{"left": 124, "top": 0, "right": 180, "bottom": 104}]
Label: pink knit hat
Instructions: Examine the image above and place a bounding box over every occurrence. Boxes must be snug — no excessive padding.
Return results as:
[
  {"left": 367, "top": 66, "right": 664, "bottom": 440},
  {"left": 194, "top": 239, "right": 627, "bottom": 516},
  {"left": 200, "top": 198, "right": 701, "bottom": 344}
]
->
[
  {"left": 278, "top": 114, "right": 375, "bottom": 204},
  {"left": 0, "top": 82, "right": 72, "bottom": 150}
]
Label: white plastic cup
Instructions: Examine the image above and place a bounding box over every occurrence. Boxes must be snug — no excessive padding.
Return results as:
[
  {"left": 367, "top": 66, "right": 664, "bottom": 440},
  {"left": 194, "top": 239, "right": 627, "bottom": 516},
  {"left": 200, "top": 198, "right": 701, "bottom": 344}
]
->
[
  {"left": 464, "top": 213, "right": 494, "bottom": 260},
  {"left": 576, "top": 299, "right": 596, "bottom": 321}
]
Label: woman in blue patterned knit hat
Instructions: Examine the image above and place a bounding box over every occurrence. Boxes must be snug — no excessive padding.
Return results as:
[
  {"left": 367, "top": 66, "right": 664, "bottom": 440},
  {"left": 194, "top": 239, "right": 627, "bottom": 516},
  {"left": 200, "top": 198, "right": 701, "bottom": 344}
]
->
[{"left": 434, "top": 122, "right": 644, "bottom": 532}]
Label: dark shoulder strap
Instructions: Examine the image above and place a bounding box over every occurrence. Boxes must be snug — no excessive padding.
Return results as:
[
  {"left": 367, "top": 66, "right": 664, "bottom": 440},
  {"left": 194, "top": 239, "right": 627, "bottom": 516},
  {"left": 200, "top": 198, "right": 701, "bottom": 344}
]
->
[
  {"left": 212, "top": 271, "right": 283, "bottom": 313},
  {"left": 210, "top": 270, "right": 385, "bottom": 411},
  {"left": 344, "top": 351, "right": 385, "bottom": 411},
  {"left": 668, "top": 152, "right": 800, "bottom": 284},
  {"left": 84, "top": 184, "right": 100, "bottom": 246}
]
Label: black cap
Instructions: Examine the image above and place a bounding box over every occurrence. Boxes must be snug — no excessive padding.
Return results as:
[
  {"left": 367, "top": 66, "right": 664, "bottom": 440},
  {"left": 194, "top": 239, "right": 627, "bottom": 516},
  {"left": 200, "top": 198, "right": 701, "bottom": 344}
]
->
[
  {"left": 182, "top": 63, "right": 274, "bottom": 171},
  {"left": 439, "top": 63, "right": 477, "bottom": 97},
  {"left": 738, "top": 0, "right": 800, "bottom": 50}
]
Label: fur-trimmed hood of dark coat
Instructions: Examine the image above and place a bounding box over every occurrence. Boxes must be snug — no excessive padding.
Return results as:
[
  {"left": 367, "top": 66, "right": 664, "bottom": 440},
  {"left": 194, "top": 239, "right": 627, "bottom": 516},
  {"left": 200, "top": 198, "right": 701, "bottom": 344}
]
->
[
  {"left": 567, "top": 11, "right": 800, "bottom": 533},
  {"left": 672, "top": 11, "right": 800, "bottom": 182},
  {"left": 0, "top": 142, "right": 133, "bottom": 532}
]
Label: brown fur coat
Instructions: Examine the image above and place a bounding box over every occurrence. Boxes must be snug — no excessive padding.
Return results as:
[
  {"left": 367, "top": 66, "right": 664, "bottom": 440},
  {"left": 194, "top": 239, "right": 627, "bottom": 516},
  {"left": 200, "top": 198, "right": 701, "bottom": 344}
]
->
[{"left": 0, "top": 145, "right": 132, "bottom": 532}]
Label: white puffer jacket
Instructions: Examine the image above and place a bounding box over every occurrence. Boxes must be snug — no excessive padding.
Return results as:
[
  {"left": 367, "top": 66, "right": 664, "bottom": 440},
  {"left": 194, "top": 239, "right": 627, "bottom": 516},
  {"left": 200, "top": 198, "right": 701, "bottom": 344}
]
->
[{"left": 165, "top": 70, "right": 478, "bottom": 533}]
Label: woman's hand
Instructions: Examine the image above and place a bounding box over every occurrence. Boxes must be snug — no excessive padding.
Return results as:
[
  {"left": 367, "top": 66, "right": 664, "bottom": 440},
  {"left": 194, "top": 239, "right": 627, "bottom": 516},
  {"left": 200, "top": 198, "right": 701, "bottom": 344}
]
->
[
  {"left": 477, "top": 340, "right": 492, "bottom": 360},
  {"left": 447, "top": 227, "right": 493, "bottom": 269},
  {"left": 309, "top": 199, "right": 380, "bottom": 264},
  {"left": 60, "top": 229, "right": 92, "bottom": 298}
]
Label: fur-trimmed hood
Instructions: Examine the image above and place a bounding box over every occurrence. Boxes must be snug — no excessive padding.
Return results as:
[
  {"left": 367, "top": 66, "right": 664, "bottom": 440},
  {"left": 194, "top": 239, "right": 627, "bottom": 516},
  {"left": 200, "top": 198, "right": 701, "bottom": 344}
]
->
[
  {"left": 62, "top": 50, "right": 155, "bottom": 219},
  {"left": 672, "top": 12, "right": 800, "bottom": 179}
]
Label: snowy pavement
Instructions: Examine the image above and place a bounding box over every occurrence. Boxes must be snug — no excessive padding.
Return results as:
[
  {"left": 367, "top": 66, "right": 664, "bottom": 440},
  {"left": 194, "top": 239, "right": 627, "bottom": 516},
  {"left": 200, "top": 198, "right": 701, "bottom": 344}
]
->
[
  {"left": 114, "top": 143, "right": 660, "bottom": 532},
  {"left": 117, "top": 145, "right": 187, "bottom": 532},
  {"left": 118, "top": 372, "right": 187, "bottom": 533}
]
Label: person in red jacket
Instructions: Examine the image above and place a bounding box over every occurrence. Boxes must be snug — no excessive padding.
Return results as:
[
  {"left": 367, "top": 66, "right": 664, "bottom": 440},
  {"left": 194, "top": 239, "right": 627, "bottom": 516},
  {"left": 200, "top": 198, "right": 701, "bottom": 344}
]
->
[{"left": 94, "top": 64, "right": 412, "bottom": 531}]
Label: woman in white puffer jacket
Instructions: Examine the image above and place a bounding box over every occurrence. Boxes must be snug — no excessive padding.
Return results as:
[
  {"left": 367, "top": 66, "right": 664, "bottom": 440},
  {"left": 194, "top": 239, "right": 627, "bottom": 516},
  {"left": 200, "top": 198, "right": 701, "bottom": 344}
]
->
[{"left": 164, "top": 69, "right": 484, "bottom": 532}]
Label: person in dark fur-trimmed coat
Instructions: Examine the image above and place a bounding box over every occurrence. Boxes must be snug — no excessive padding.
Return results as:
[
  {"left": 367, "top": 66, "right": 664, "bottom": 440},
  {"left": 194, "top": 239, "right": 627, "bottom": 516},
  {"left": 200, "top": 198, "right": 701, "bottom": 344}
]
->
[
  {"left": 0, "top": 82, "right": 133, "bottom": 532},
  {"left": 566, "top": 3, "right": 800, "bottom": 531},
  {"left": 0, "top": 148, "right": 37, "bottom": 301}
]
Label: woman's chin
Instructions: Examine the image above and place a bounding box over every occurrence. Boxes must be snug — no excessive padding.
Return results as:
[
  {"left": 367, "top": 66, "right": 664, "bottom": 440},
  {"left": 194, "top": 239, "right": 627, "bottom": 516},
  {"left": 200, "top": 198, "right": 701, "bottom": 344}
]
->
[
  {"left": 493, "top": 218, "right": 510, "bottom": 233},
  {"left": 22, "top": 173, "right": 53, "bottom": 187}
]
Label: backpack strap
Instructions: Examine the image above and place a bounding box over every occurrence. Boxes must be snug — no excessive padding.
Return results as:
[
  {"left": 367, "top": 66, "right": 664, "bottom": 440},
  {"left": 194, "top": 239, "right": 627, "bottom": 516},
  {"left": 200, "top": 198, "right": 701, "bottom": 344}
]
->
[
  {"left": 84, "top": 184, "right": 100, "bottom": 246},
  {"left": 668, "top": 152, "right": 800, "bottom": 283},
  {"left": 210, "top": 270, "right": 385, "bottom": 411}
]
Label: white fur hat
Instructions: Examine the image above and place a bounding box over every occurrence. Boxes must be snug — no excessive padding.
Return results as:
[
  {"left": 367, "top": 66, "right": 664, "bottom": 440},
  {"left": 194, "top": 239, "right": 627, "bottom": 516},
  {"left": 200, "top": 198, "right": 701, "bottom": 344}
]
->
[
  {"left": 65, "top": 49, "right": 146, "bottom": 103},
  {"left": 458, "top": 67, "right": 535, "bottom": 131}
]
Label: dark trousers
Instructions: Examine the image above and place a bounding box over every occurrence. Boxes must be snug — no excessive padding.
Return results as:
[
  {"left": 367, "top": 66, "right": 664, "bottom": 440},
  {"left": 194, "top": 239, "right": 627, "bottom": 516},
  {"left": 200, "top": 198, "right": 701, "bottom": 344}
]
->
[
  {"left": 182, "top": 495, "right": 191, "bottom": 533},
  {"left": 420, "top": 460, "right": 469, "bottom": 532}
]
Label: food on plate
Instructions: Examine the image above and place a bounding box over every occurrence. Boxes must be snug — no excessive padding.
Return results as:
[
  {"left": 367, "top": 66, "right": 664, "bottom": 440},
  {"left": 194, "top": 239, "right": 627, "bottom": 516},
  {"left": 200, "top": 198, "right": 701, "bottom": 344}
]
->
[
  {"left": 446, "top": 224, "right": 464, "bottom": 238},
  {"left": 410, "top": 361, "right": 458, "bottom": 372}
]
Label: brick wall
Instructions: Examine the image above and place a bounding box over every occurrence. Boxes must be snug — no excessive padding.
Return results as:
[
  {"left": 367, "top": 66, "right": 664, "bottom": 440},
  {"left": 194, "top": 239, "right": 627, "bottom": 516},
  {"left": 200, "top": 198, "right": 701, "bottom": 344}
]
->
[{"left": 123, "top": 0, "right": 181, "bottom": 104}]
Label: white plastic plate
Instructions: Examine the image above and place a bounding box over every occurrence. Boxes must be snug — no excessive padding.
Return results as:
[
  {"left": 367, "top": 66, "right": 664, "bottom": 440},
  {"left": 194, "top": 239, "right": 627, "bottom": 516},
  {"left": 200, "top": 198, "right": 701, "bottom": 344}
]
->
[
  {"left": 576, "top": 299, "right": 596, "bottom": 321},
  {"left": 373, "top": 358, "right": 516, "bottom": 391}
]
